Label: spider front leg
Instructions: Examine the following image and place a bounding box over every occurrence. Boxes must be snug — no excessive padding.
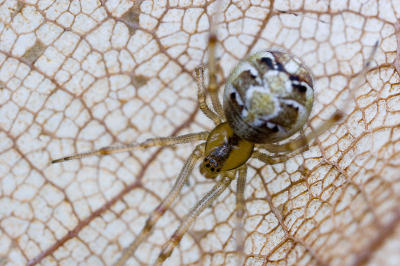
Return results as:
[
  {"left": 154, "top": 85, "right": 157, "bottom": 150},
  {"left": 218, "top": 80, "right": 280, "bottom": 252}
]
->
[
  {"left": 155, "top": 171, "right": 235, "bottom": 265},
  {"left": 51, "top": 132, "right": 208, "bottom": 163},
  {"left": 115, "top": 143, "right": 206, "bottom": 266}
]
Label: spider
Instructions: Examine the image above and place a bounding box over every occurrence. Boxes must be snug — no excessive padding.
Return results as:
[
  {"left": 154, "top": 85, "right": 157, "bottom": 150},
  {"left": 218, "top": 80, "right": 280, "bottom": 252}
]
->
[{"left": 51, "top": 9, "right": 378, "bottom": 266}]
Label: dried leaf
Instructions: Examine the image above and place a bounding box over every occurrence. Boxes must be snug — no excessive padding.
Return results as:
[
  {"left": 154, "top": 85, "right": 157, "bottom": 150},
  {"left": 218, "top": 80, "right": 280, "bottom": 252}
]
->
[{"left": 0, "top": 0, "right": 400, "bottom": 265}]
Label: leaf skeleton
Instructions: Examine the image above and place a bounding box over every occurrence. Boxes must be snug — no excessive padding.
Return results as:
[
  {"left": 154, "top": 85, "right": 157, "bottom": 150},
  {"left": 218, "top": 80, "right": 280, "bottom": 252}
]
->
[{"left": 52, "top": 5, "right": 378, "bottom": 266}]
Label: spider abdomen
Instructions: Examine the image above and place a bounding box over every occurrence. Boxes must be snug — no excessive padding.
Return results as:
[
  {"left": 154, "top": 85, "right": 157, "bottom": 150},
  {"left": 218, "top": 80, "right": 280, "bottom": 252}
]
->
[{"left": 223, "top": 50, "right": 314, "bottom": 143}]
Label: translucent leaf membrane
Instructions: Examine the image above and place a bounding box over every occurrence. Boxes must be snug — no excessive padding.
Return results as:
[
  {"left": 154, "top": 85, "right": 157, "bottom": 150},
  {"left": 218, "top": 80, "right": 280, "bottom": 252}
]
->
[{"left": 0, "top": 0, "right": 399, "bottom": 265}]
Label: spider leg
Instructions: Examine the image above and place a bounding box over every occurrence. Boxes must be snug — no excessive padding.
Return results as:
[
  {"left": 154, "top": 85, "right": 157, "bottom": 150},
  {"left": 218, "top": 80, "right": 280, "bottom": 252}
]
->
[
  {"left": 252, "top": 149, "right": 306, "bottom": 164},
  {"left": 195, "top": 67, "right": 221, "bottom": 124},
  {"left": 258, "top": 112, "right": 344, "bottom": 154},
  {"left": 154, "top": 172, "right": 235, "bottom": 265},
  {"left": 51, "top": 132, "right": 208, "bottom": 163},
  {"left": 345, "top": 40, "right": 379, "bottom": 113},
  {"left": 235, "top": 165, "right": 247, "bottom": 266},
  {"left": 206, "top": 10, "right": 224, "bottom": 118},
  {"left": 115, "top": 143, "right": 205, "bottom": 266}
]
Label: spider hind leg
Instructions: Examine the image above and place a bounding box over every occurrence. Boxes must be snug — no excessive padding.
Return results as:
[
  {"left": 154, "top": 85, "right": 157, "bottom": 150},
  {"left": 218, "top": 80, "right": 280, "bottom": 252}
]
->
[{"left": 235, "top": 165, "right": 247, "bottom": 266}]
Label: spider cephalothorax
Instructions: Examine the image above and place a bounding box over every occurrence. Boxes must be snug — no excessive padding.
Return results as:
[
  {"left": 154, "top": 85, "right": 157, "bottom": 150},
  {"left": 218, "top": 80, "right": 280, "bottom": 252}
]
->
[{"left": 199, "top": 122, "right": 254, "bottom": 178}]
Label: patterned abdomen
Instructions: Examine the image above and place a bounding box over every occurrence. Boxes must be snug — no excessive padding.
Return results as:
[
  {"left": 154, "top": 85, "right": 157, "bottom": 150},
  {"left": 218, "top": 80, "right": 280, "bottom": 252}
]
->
[{"left": 223, "top": 50, "right": 314, "bottom": 143}]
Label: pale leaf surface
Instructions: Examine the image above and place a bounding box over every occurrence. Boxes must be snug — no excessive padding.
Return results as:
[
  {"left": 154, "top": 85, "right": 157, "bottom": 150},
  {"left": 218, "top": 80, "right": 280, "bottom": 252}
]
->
[{"left": 0, "top": 0, "right": 400, "bottom": 265}]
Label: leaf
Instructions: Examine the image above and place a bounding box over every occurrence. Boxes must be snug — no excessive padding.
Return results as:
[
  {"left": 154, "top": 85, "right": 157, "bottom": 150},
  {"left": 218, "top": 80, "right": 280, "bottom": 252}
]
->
[{"left": 1, "top": 0, "right": 400, "bottom": 265}]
